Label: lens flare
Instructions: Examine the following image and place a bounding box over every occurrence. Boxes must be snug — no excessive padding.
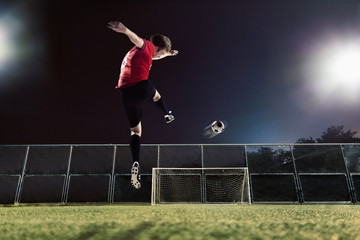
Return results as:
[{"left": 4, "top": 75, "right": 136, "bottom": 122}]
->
[
  {"left": 0, "top": 14, "right": 20, "bottom": 74},
  {"left": 0, "top": 23, "right": 11, "bottom": 67},
  {"left": 302, "top": 36, "right": 360, "bottom": 107},
  {"left": 323, "top": 43, "right": 360, "bottom": 91},
  {"left": 0, "top": 9, "right": 39, "bottom": 91}
]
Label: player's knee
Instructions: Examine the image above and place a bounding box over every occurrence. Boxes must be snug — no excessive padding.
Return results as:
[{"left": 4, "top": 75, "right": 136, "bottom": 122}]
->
[
  {"left": 130, "top": 123, "right": 142, "bottom": 136},
  {"left": 131, "top": 130, "right": 141, "bottom": 136},
  {"left": 153, "top": 91, "right": 161, "bottom": 102}
]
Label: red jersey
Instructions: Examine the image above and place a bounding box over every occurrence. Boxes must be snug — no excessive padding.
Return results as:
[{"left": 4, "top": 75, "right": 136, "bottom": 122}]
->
[{"left": 116, "top": 39, "right": 156, "bottom": 88}]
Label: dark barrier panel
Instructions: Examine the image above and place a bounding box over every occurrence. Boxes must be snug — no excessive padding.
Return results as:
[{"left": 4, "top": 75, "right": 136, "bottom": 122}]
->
[
  {"left": 26, "top": 146, "right": 70, "bottom": 174},
  {"left": 67, "top": 175, "right": 110, "bottom": 202},
  {"left": 246, "top": 145, "right": 294, "bottom": 173},
  {"left": 351, "top": 174, "right": 360, "bottom": 202},
  {"left": 299, "top": 174, "right": 350, "bottom": 202},
  {"left": 0, "top": 146, "right": 27, "bottom": 174},
  {"left": 70, "top": 146, "right": 114, "bottom": 174},
  {"left": 115, "top": 145, "right": 158, "bottom": 174},
  {"left": 203, "top": 145, "right": 246, "bottom": 168},
  {"left": 342, "top": 145, "right": 360, "bottom": 203},
  {"left": 20, "top": 176, "right": 65, "bottom": 203},
  {"left": 250, "top": 174, "right": 298, "bottom": 202},
  {"left": 159, "top": 145, "right": 201, "bottom": 168},
  {"left": 113, "top": 175, "right": 152, "bottom": 202},
  {"left": 0, "top": 176, "right": 20, "bottom": 204},
  {"left": 343, "top": 145, "right": 360, "bottom": 173},
  {"left": 293, "top": 145, "right": 346, "bottom": 173}
]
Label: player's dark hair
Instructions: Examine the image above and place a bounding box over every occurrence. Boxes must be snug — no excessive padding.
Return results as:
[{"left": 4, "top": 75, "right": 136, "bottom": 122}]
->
[{"left": 150, "top": 34, "right": 172, "bottom": 52}]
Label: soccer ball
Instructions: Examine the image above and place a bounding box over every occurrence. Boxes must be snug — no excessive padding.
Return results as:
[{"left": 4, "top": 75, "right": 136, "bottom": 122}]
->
[
  {"left": 212, "top": 120, "right": 225, "bottom": 133},
  {"left": 203, "top": 120, "right": 225, "bottom": 138}
]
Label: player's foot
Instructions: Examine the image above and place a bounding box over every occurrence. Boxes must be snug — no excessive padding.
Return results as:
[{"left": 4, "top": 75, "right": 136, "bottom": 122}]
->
[
  {"left": 165, "top": 111, "right": 175, "bottom": 123},
  {"left": 131, "top": 161, "right": 141, "bottom": 189}
]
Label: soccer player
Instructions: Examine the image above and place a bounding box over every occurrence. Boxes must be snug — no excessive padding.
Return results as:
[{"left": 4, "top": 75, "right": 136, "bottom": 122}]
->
[{"left": 108, "top": 21, "right": 178, "bottom": 189}]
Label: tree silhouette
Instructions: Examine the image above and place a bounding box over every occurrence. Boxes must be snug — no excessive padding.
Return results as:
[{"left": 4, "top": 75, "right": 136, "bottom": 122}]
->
[
  {"left": 297, "top": 125, "right": 360, "bottom": 143},
  {"left": 296, "top": 137, "right": 316, "bottom": 144}
]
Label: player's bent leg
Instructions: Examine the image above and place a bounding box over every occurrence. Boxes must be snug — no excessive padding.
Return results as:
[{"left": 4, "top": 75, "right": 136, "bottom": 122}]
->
[{"left": 153, "top": 90, "right": 175, "bottom": 123}]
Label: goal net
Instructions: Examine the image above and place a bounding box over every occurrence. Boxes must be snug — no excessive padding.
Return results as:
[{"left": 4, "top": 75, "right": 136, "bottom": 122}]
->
[{"left": 151, "top": 168, "right": 251, "bottom": 205}]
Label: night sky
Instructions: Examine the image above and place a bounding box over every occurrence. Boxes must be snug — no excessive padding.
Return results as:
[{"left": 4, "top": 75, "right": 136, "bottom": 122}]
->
[{"left": 1, "top": 0, "right": 360, "bottom": 144}]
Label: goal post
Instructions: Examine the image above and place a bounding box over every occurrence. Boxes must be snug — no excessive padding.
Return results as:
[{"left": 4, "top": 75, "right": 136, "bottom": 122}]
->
[{"left": 151, "top": 168, "right": 251, "bottom": 205}]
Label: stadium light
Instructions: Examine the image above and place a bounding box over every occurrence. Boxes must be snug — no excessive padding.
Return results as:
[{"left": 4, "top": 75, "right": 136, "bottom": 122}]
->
[
  {"left": 303, "top": 36, "right": 360, "bottom": 105},
  {"left": 0, "top": 10, "right": 32, "bottom": 91},
  {"left": 0, "top": 23, "right": 11, "bottom": 66},
  {"left": 323, "top": 43, "right": 360, "bottom": 90},
  {"left": 0, "top": 15, "right": 18, "bottom": 75}
]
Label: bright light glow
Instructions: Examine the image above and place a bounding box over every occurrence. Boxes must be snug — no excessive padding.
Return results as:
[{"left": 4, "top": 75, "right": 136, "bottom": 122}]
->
[
  {"left": 0, "top": 4, "right": 47, "bottom": 96},
  {"left": 302, "top": 37, "right": 360, "bottom": 106},
  {"left": 0, "top": 16, "right": 19, "bottom": 73},
  {"left": 324, "top": 44, "right": 360, "bottom": 89},
  {"left": 0, "top": 24, "right": 10, "bottom": 65},
  {"left": 0, "top": 11, "right": 30, "bottom": 90}
]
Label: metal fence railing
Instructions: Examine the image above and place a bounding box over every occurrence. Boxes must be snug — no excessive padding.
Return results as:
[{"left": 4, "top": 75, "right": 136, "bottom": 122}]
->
[{"left": 0, "top": 143, "right": 359, "bottom": 204}]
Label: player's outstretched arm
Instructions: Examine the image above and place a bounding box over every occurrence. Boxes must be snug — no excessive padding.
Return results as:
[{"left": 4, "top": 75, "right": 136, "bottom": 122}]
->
[
  {"left": 107, "top": 21, "right": 144, "bottom": 48},
  {"left": 153, "top": 50, "right": 179, "bottom": 60}
]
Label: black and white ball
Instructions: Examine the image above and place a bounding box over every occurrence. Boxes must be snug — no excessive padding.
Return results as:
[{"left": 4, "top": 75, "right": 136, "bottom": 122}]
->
[{"left": 203, "top": 120, "right": 226, "bottom": 138}]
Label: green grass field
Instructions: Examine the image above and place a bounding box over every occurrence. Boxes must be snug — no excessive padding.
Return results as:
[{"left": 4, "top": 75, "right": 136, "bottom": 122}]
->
[{"left": 1, "top": 204, "right": 360, "bottom": 240}]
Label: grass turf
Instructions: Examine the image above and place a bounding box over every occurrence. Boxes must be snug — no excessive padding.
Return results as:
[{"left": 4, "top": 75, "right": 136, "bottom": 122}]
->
[{"left": 1, "top": 204, "right": 360, "bottom": 240}]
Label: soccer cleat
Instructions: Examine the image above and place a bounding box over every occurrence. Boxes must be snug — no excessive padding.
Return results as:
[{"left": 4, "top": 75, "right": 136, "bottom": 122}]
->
[
  {"left": 165, "top": 111, "right": 175, "bottom": 123},
  {"left": 131, "top": 161, "right": 141, "bottom": 189}
]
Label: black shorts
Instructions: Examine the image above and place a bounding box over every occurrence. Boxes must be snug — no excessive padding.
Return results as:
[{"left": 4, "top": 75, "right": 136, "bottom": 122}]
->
[{"left": 120, "top": 80, "right": 156, "bottom": 128}]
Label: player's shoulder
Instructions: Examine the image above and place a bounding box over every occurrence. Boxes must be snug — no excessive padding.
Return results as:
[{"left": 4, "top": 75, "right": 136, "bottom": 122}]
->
[
  {"left": 136, "top": 40, "right": 155, "bottom": 56},
  {"left": 145, "top": 39, "right": 154, "bottom": 46},
  {"left": 143, "top": 39, "right": 156, "bottom": 50}
]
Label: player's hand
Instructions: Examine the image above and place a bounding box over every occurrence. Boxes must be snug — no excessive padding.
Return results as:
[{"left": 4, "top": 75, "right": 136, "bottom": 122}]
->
[
  {"left": 107, "top": 21, "right": 127, "bottom": 33},
  {"left": 169, "top": 50, "right": 179, "bottom": 56}
]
